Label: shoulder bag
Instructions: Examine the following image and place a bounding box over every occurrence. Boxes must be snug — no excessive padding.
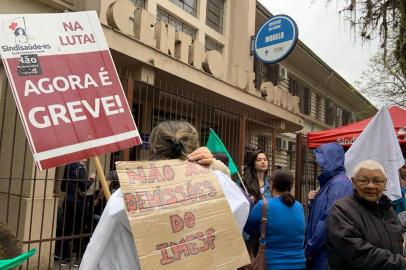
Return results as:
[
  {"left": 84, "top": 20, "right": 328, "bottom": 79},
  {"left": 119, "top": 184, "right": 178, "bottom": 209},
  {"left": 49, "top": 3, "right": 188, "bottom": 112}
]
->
[{"left": 243, "top": 199, "right": 268, "bottom": 270}]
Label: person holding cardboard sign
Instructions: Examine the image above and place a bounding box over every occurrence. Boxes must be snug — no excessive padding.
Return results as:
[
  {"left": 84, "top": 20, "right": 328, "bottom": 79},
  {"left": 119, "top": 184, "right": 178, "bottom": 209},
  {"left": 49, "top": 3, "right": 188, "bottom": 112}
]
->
[{"left": 80, "top": 120, "right": 250, "bottom": 270}]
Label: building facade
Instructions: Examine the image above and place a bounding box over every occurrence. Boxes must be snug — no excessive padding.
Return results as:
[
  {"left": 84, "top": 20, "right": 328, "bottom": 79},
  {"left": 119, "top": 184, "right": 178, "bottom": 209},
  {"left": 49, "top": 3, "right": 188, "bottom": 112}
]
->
[
  {"left": 0, "top": 0, "right": 375, "bottom": 268},
  {"left": 254, "top": 3, "right": 376, "bottom": 204},
  {"left": 255, "top": 3, "right": 376, "bottom": 168}
]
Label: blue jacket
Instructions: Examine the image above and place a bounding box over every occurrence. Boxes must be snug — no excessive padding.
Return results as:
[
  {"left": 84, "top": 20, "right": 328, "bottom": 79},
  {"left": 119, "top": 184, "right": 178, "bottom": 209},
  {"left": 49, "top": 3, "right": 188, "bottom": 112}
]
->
[
  {"left": 239, "top": 176, "right": 272, "bottom": 210},
  {"left": 305, "top": 143, "right": 353, "bottom": 270},
  {"left": 393, "top": 187, "right": 406, "bottom": 214},
  {"left": 245, "top": 197, "right": 306, "bottom": 270},
  {"left": 261, "top": 177, "right": 272, "bottom": 200}
]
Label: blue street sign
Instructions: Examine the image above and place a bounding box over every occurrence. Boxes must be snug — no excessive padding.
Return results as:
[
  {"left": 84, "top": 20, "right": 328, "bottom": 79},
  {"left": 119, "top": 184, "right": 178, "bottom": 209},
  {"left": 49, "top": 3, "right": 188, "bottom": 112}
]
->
[{"left": 254, "top": 15, "right": 298, "bottom": 64}]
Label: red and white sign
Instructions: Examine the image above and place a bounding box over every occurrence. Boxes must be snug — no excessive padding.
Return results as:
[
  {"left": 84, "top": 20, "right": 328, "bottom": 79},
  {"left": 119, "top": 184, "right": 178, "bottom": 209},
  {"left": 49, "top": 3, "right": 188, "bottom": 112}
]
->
[{"left": 0, "top": 11, "right": 141, "bottom": 170}]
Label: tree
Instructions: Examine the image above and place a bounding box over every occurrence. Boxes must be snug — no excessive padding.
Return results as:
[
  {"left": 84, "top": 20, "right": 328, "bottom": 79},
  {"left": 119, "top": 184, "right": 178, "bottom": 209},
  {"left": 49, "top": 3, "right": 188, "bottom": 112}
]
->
[
  {"left": 331, "top": 0, "right": 406, "bottom": 78},
  {"left": 357, "top": 45, "right": 406, "bottom": 107}
]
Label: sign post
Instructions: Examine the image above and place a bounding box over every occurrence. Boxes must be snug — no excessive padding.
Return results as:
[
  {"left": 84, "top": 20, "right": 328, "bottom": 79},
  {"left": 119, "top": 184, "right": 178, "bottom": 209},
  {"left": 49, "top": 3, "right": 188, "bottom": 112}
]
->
[
  {"left": 93, "top": 156, "right": 111, "bottom": 200},
  {"left": 254, "top": 14, "right": 298, "bottom": 64}
]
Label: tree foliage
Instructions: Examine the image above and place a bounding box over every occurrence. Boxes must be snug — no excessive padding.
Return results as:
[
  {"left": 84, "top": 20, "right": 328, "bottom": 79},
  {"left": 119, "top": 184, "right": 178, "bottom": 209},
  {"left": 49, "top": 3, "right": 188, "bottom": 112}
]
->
[
  {"left": 332, "top": 0, "right": 406, "bottom": 78},
  {"left": 357, "top": 46, "right": 406, "bottom": 107}
]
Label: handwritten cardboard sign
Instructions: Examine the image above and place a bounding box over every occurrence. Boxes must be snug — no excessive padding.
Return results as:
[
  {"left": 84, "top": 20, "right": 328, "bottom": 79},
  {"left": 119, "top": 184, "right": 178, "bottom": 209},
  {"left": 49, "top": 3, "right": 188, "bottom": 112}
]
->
[{"left": 116, "top": 159, "right": 250, "bottom": 270}]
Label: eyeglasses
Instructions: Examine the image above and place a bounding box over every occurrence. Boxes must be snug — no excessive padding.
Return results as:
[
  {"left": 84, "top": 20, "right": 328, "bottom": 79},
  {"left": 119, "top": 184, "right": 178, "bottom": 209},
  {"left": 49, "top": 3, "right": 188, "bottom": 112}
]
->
[{"left": 356, "top": 178, "right": 386, "bottom": 186}]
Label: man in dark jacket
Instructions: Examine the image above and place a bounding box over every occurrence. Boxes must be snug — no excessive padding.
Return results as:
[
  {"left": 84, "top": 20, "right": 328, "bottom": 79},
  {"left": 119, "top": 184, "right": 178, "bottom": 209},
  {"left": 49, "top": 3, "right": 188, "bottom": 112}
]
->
[
  {"left": 60, "top": 160, "right": 94, "bottom": 266},
  {"left": 327, "top": 160, "right": 406, "bottom": 269},
  {"left": 305, "top": 142, "right": 353, "bottom": 270}
]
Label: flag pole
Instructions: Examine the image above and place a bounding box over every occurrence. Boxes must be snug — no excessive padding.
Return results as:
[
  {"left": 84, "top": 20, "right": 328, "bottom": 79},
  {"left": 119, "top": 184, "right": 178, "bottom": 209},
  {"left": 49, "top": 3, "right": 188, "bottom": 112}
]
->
[
  {"left": 237, "top": 172, "right": 248, "bottom": 194},
  {"left": 92, "top": 156, "right": 111, "bottom": 200}
]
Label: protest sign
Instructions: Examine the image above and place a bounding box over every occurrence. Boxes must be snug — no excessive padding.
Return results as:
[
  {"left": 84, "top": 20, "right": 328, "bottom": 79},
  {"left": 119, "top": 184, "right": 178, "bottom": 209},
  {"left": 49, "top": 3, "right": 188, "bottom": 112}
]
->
[
  {"left": 0, "top": 11, "right": 141, "bottom": 170},
  {"left": 117, "top": 159, "right": 250, "bottom": 270}
]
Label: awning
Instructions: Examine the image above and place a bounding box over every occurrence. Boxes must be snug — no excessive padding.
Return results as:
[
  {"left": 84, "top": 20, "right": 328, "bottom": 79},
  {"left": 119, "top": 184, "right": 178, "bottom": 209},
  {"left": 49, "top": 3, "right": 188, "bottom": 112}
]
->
[{"left": 307, "top": 106, "right": 406, "bottom": 149}]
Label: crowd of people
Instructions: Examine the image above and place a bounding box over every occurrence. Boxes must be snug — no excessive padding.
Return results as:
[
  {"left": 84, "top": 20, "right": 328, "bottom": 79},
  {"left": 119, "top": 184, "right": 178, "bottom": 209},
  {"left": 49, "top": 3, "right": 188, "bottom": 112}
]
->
[
  {"left": 243, "top": 142, "right": 406, "bottom": 270},
  {"left": 2, "top": 120, "right": 406, "bottom": 270},
  {"left": 65, "top": 122, "right": 406, "bottom": 269}
]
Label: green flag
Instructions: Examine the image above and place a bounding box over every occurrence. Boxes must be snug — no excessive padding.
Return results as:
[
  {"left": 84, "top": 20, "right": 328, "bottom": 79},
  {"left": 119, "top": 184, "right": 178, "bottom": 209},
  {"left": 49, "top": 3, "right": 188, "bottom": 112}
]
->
[
  {"left": 0, "top": 249, "right": 36, "bottom": 270},
  {"left": 206, "top": 129, "right": 239, "bottom": 175}
]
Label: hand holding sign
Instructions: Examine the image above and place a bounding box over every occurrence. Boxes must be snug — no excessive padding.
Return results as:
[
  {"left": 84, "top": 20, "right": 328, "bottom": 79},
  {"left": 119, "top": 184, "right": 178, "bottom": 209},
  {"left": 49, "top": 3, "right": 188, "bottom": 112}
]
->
[{"left": 187, "top": 146, "right": 214, "bottom": 165}]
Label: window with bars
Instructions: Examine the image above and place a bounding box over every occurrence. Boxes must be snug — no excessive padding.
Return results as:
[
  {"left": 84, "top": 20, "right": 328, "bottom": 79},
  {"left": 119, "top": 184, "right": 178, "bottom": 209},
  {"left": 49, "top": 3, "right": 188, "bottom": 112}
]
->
[
  {"left": 303, "top": 86, "right": 310, "bottom": 115},
  {"left": 342, "top": 110, "right": 351, "bottom": 125},
  {"left": 248, "top": 135, "right": 259, "bottom": 150},
  {"left": 206, "top": 0, "right": 224, "bottom": 33},
  {"left": 315, "top": 94, "right": 321, "bottom": 120},
  {"left": 156, "top": 8, "right": 197, "bottom": 39},
  {"left": 254, "top": 58, "right": 267, "bottom": 88},
  {"left": 289, "top": 78, "right": 311, "bottom": 115},
  {"left": 287, "top": 142, "right": 296, "bottom": 170},
  {"left": 325, "top": 100, "right": 336, "bottom": 126},
  {"left": 130, "top": 0, "right": 145, "bottom": 8},
  {"left": 253, "top": 58, "right": 279, "bottom": 89},
  {"left": 337, "top": 107, "right": 343, "bottom": 126},
  {"left": 169, "top": 0, "right": 198, "bottom": 17},
  {"left": 205, "top": 36, "right": 223, "bottom": 53},
  {"left": 244, "top": 135, "right": 271, "bottom": 166}
]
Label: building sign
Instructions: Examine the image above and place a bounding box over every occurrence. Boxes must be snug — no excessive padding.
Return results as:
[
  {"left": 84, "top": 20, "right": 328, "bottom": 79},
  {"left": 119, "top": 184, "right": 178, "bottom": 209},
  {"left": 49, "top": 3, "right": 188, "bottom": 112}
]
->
[
  {"left": 254, "top": 14, "right": 298, "bottom": 64},
  {"left": 0, "top": 11, "right": 141, "bottom": 170},
  {"left": 106, "top": 4, "right": 224, "bottom": 79},
  {"left": 117, "top": 159, "right": 250, "bottom": 270}
]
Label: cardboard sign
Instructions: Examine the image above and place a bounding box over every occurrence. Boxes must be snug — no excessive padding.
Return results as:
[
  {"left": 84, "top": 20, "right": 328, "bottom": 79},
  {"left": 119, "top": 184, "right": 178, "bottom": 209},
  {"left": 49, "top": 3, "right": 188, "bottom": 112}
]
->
[
  {"left": 117, "top": 159, "right": 250, "bottom": 270},
  {"left": 0, "top": 12, "right": 141, "bottom": 170}
]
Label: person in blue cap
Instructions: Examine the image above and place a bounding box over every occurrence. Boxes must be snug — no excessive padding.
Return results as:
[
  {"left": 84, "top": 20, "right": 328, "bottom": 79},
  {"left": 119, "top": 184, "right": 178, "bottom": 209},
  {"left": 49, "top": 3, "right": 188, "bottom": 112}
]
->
[{"left": 304, "top": 142, "right": 353, "bottom": 270}]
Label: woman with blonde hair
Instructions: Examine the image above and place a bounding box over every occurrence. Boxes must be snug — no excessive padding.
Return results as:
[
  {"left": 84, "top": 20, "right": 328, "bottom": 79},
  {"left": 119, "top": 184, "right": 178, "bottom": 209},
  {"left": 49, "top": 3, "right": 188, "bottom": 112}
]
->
[{"left": 80, "top": 120, "right": 249, "bottom": 270}]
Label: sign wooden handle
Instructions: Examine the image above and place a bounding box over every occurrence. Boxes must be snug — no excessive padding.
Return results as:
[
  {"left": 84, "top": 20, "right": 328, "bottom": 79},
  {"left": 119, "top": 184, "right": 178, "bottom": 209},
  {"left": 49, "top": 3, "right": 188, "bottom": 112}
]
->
[
  {"left": 237, "top": 172, "right": 249, "bottom": 195},
  {"left": 93, "top": 156, "right": 111, "bottom": 200}
]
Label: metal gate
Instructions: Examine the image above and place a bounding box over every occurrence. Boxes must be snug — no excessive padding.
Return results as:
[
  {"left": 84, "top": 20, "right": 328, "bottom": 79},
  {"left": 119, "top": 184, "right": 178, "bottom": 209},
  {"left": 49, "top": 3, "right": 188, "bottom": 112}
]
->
[
  {"left": 0, "top": 75, "right": 284, "bottom": 269},
  {"left": 295, "top": 133, "right": 318, "bottom": 215}
]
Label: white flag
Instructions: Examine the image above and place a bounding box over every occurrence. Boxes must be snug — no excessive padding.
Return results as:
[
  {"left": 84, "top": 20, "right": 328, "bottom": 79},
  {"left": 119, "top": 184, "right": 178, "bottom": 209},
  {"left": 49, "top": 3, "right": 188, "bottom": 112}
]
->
[{"left": 345, "top": 107, "right": 404, "bottom": 200}]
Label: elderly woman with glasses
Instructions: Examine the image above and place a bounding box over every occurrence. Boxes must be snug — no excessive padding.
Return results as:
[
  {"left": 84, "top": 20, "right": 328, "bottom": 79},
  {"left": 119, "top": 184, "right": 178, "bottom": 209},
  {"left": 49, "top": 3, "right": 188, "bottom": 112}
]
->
[{"left": 327, "top": 160, "right": 406, "bottom": 270}]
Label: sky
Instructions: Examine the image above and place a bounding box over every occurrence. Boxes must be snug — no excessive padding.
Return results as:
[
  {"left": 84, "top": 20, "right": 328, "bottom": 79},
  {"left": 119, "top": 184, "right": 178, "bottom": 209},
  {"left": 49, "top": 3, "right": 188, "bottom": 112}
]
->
[{"left": 258, "top": 0, "right": 380, "bottom": 86}]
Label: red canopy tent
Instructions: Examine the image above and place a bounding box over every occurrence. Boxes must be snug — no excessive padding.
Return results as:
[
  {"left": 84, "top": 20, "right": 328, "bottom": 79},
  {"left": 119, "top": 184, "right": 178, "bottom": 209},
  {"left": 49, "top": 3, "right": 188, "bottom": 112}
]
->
[{"left": 307, "top": 106, "right": 406, "bottom": 150}]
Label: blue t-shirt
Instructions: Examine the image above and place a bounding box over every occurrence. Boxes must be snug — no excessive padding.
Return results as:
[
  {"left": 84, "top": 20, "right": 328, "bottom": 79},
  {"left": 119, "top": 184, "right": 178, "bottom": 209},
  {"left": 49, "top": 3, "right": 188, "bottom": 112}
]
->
[{"left": 244, "top": 197, "right": 306, "bottom": 270}]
